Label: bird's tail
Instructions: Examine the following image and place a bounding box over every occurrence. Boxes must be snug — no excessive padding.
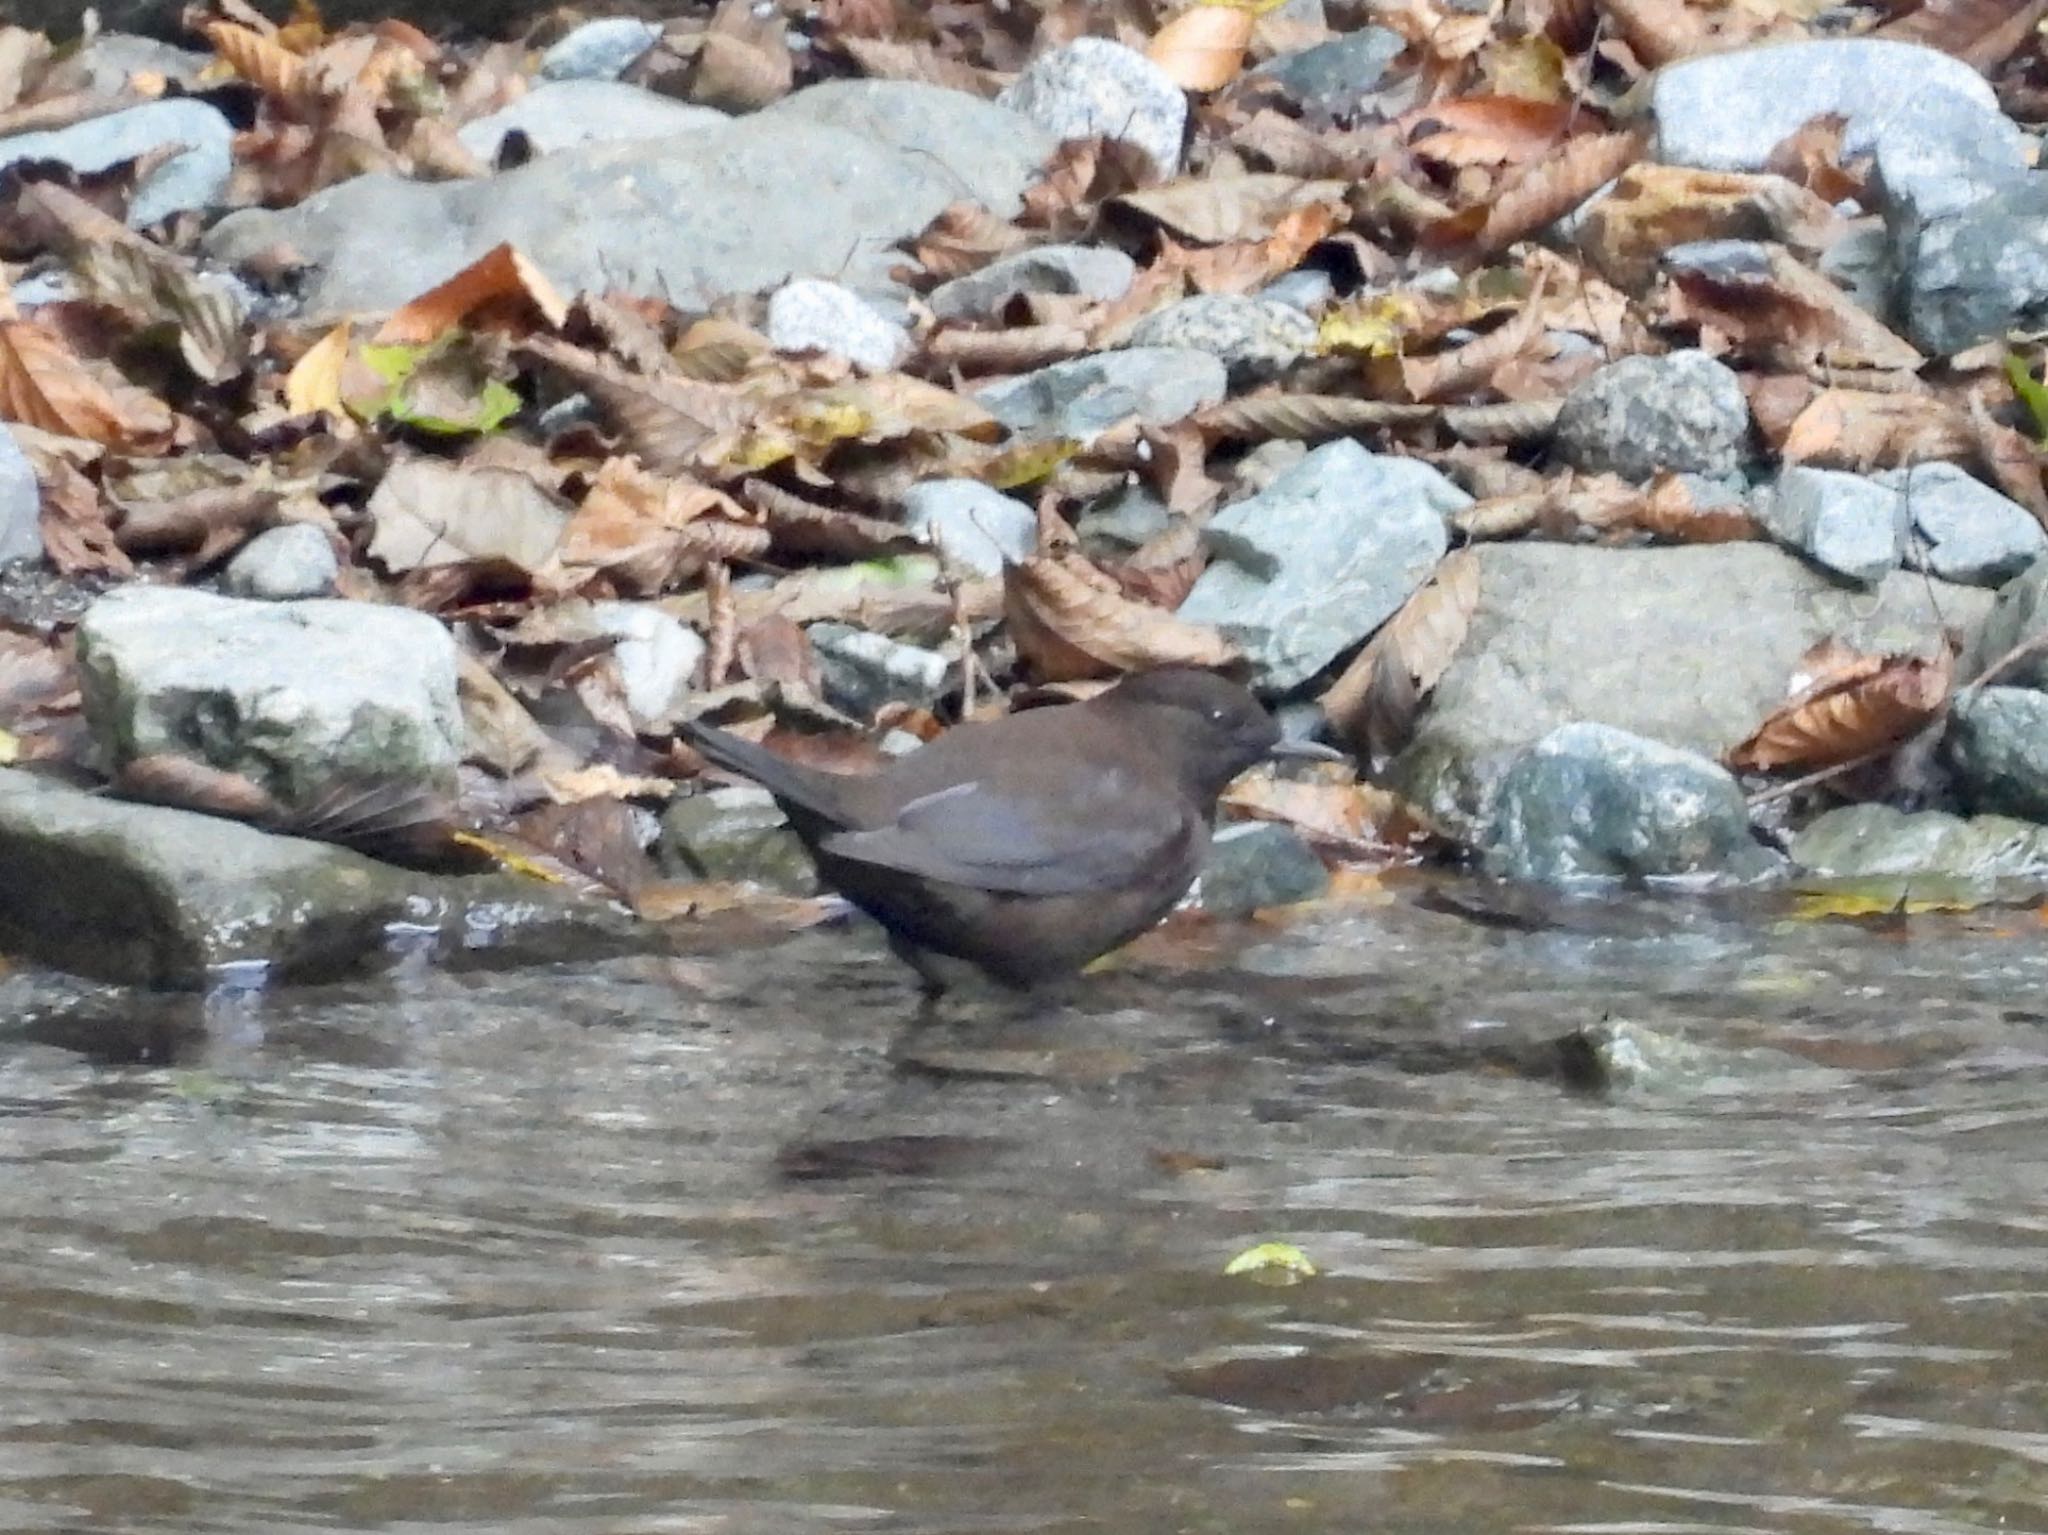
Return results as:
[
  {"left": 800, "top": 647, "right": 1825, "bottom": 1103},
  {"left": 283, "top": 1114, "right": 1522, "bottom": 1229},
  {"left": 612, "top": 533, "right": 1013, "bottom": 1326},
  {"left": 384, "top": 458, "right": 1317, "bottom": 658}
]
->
[{"left": 678, "top": 720, "right": 852, "bottom": 824}]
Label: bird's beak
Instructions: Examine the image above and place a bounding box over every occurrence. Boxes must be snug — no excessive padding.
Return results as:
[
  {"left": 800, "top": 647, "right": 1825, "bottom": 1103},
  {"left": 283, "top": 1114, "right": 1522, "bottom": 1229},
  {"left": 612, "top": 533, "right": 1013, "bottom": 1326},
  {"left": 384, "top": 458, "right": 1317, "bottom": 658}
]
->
[{"left": 1266, "top": 738, "right": 1348, "bottom": 763}]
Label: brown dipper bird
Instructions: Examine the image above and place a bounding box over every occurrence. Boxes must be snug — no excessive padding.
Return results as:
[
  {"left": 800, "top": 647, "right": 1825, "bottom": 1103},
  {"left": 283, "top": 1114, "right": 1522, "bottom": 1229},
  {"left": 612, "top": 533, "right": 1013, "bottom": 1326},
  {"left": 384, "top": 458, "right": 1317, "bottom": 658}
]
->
[{"left": 681, "top": 667, "right": 1340, "bottom": 993}]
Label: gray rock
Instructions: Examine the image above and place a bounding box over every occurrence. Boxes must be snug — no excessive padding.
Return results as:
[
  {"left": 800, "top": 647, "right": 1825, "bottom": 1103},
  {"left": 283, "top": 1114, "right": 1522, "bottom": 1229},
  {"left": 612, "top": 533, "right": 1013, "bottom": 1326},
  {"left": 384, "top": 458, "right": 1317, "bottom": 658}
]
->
[
  {"left": 1753, "top": 466, "right": 1906, "bottom": 586},
  {"left": 901, "top": 480, "right": 1037, "bottom": 576},
  {"left": 659, "top": 784, "right": 819, "bottom": 895},
  {"left": 1178, "top": 440, "right": 1457, "bottom": 694},
  {"left": 1481, "top": 722, "right": 1776, "bottom": 883},
  {"left": 457, "top": 80, "right": 727, "bottom": 161},
  {"left": 766, "top": 278, "right": 909, "bottom": 372},
  {"left": 76, "top": 587, "right": 462, "bottom": 812},
  {"left": 1946, "top": 686, "right": 2048, "bottom": 822},
  {"left": 976, "top": 348, "right": 1227, "bottom": 443},
  {"left": 1193, "top": 821, "right": 1329, "bottom": 917},
  {"left": 1650, "top": 40, "right": 2026, "bottom": 215},
  {"left": 764, "top": 80, "right": 1056, "bottom": 219},
  {"left": 0, "top": 425, "right": 41, "bottom": 567},
  {"left": 71, "top": 33, "right": 208, "bottom": 94},
  {"left": 206, "top": 110, "right": 1050, "bottom": 322},
  {"left": 808, "top": 623, "right": 953, "bottom": 718},
  {"left": 1551, "top": 351, "right": 1752, "bottom": 482},
  {"left": 588, "top": 602, "right": 705, "bottom": 732},
  {"left": 1558, "top": 1017, "right": 1808, "bottom": 1097},
  {"left": 1792, "top": 802, "right": 2048, "bottom": 880},
  {"left": 0, "top": 99, "right": 232, "bottom": 227},
  {"left": 539, "top": 18, "right": 663, "bottom": 81},
  {"left": 1075, "top": 482, "right": 1172, "bottom": 556},
  {"left": 0, "top": 769, "right": 632, "bottom": 989},
  {"left": 1248, "top": 28, "right": 1404, "bottom": 117},
  {"left": 1893, "top": 176, "right": 2048, "bottom": 358},
  {"left": 1261, "top": 268, "right": 1336, "bottom": 312},
  {"left": 998, "top": 37, "right": 1187, "bottom": 179},
  {"left": 928, "top": 244, "right": 1136, "bottom": 321},
  {"left": 1387, "top": 542, "right": 1994, "bottom": 841},
  {"left": 1882, "top": 462, "right": 2048, "bottom": 585},
  {"left": 220, "top": 524, "right": 338, "bottom": 601},
  {"left": 1127, "top": 293, "right": 1317, "bottom": 386},
  {"left": 1972, "top": 555, "right": 2048, "bottom": 688}
]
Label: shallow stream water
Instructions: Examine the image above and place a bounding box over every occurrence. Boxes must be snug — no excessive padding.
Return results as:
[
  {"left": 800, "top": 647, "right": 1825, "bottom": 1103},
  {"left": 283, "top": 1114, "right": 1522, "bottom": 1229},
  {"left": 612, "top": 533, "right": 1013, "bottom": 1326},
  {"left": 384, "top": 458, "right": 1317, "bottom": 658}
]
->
[{"left": 3, "top": 883, "right": 2047, "bottom": 1534}]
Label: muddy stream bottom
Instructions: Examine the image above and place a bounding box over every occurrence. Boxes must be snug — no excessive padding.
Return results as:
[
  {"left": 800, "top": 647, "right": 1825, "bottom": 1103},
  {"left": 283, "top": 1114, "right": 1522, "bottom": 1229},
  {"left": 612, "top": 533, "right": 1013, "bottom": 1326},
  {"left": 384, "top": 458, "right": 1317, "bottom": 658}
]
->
[{"left": 2, "top": 882, "right": 2047, "bottom": 1534}]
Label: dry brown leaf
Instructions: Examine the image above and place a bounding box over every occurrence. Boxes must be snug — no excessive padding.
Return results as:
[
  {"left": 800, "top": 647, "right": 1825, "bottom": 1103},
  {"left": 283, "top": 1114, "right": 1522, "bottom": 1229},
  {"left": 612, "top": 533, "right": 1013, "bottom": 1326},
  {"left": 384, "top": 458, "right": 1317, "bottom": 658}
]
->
[
  {"left": 1663, "top": 241, "right": 1922, "bottom": 372},
  {"left": 521, "top": 335, "right": 754, "bottom": 474},
  {"left": 742, "top": 477, "right": 918, "bottom": 559},
  {"left": 1107, "top": 519, "right": 1207, "bottom": 608},
  {"left": 1147, "top": 4, "right": 1254, "bottom": 90},
  {"left": 1635, "top": 470, "right": 1763, "bottom": 543},
  {"left": 1196, "top": 394, "right": 1435, "bottom": 441},
  {"left": 1727, "top": 643, "right": 1954, "bottom": 773},
  {"left": 1876, "top": 0, "right": 2048, "bottom": 69},
  {"left": 1400, "top": 270, "right": 1549, "bottom": 401},
  {"left": 1400, "top": 95, "right": 1586, "bottom": 166},
  {"left": 0, "top": 319, "right": 173, "bottom": 450},
  {"left": 1452, "top": 127, "right": 1645, "bottom": 255},
  {"left": 1220, "top": 777, "right": 1432, "bottom": 856},
  {"left": 205, "top": 20, "right": 305, "bottom": 102},
  {"left": 375, "top": 242, "right": 569, "bottom": 346},
  {"left": 928, "top": 321, "right": 1093, "bottom": 374},
  {"left": 1113, "top": 174, "right": 1350, "bottom": 245},
  {"left": 1320, "top": 549, "right": 1479, "bottom": 765},
  {"left": 1005, "top": 550, "right": 1239, "bottom": 681},
  {"left": 835, "top": 36, "right": 1002, "bottom": 97},
  {"left": 35, "top": 457, "right": 133, "bottom": 579},
  {"left": 912, "top": 201, "right": 1029, "bottom": 280},
  {"left": 1762, "top": 114, "right": 1869, "bottom": 206},
  {"left": 285, "top": 322, "right": 353, "bottom": 419},
  {"left": 1776, "top": 388, "right": 1973, "bottom": 469},
  {"left": 552, "top": 457, "right": 767, "bottom": 595},
  {"left": 1577, "top": 163, "right": 1844, "bottom": 292}
]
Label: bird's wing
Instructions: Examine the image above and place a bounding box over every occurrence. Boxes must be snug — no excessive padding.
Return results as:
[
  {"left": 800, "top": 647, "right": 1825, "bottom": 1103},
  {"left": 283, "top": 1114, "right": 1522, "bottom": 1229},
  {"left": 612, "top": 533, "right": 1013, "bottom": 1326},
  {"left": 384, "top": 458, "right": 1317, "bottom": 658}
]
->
[{"left": 819, "top": 773, "right": 1194, "bottom": 896}]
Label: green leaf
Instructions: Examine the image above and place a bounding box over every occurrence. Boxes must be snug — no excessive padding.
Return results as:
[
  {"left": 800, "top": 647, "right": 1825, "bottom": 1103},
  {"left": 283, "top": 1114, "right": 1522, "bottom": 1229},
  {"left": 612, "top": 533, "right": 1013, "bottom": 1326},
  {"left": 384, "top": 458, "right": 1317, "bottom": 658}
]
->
[
  {"left": 1223, "top": 1241, "right": 1318, "bottom": 1283},
  {"left": 2006, "top": 352, "right": 2048, "bottom": 445}
]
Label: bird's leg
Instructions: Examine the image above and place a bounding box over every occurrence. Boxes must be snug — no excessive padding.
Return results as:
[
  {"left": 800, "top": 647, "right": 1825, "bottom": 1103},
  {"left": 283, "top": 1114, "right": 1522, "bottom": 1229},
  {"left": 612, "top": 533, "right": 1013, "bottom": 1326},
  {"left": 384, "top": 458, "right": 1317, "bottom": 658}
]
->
[{"left": 887, "top": 932, "right": 952, "bottom": 1004}]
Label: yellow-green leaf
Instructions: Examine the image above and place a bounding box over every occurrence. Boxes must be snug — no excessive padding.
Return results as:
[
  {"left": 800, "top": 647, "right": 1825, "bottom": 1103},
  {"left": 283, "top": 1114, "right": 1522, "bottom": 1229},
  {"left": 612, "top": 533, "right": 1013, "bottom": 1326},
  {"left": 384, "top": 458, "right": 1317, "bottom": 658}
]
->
[{"left": 1223, "top": 1241, "right": 1318, "bottom": 1282}]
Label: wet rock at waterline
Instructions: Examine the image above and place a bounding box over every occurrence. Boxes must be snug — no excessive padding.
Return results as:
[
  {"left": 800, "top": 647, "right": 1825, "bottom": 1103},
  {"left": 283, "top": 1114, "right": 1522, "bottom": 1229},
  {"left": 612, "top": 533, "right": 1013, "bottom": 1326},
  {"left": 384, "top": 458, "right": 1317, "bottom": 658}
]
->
[
  {"left": 1388, "top": 544, "right": 1994, "bottom": 841},
  {"left": 1945, "top": 687, "right": 2048, "bottom": 824},
  {"left": 0, "top": 771, "right": 635, "bottom": 988},
  {"left": 1480, "top": 723, "right": 1777, "bottom": 884},
  {"left": 659, "top": 786, "right": 820, "bottom": 896},
  {"left": 1192, "top": 822, "right": 1330, "bottom": 917},
  {"left": 1791, "top": 803, "right": 2048, "bottom": 881},
  {"left": 75, "top": 587, "right": 462, "bottom": 814}
]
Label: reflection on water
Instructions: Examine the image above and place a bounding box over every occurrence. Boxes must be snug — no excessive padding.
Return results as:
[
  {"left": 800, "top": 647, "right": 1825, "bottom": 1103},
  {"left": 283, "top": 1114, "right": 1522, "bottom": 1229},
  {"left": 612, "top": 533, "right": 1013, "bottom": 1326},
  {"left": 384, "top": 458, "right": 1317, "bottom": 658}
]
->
[{"left": 3, "top": 887, "right": 2047, "bottom": 1534}]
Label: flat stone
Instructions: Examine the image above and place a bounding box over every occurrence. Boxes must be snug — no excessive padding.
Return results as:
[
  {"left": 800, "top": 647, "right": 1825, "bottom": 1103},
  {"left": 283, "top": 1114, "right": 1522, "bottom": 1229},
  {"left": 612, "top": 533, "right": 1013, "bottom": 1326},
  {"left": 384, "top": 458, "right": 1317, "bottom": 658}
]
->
[
  {"left": 998, "top": 37, "right": 1187, "bottom": 180},
  {"left": 1248, "top": 28, "right": 1404, "bottom": 118},
  {"left": 808, "top": 623, "right": 953, "bottom": 718},
  {"left": 1387, "top": 542, "right": 1994, "bottom": 840},
  {"left": 1551, "top": 350, "right": 1752, "bottom": 482},
  {"left": 1194, "top": 821, "right": 1329, "bottom": 916},
  {"left": 1481, "top": 722, "right": 1777, "bottom": 883},
  {"left": 75, "top": 587, "right": 462, "bottom": 812},
  {"left": 901, "top": 480, "right": 1037, "bottom": 576},
  {"left": 1178, "top": 439, "right": 1457, "bottom": 694},
  {"left": 1893, "top": 176, "right": 2048, "bottom": 357},
  {"left": 1883, "top": 462, "right": 2048, "bottom": 585},
  {"left": 221, "top": 524, "right": 339, "bottom": 601},
  {"left": 766, "top": 279, "right": 909, "bottom": 372},
  {"left": 928, "top": 244, "right": 1136, "bottom": 321},
  {"left": 1791, "top": 802, "right": 2048, "bottom": 880},
  {"left": 0, "top": 99, "right": 232, "bottom": 227},
  {"left": 0, "top": 425, "right": 41, "bottom": 567},
  {"left": 588, "top": 601, "right": 705, "bottom": 732},
  {"left": 764, "top": 80, "right": 1055, "bottom": 219},
  {"left": 1753, "top": 466, "right": 1906, "bottom": 586},
  {"left": 1946, "top": 686, "right": 2048, "bottom": 822},
  {"left": 206, "top": 109, "right": 1050, "bottom": 322},
  {"left": 457, "top": 80, "right": 727, "bottom": 161},
  {"left": 1127, "top": 293, "right": 1316, "bottom": 387},
  {"left": 975, "top": 348, "right": 1227, "bottom": 443},
  {"left": 659, "top": 784, "right": 818, "bottom": 895},
  {"left": 539, "top": 18, "right": 662, "bottom": 81},
  {"left": 0, "top": 769, "right": 633, "bottom": 989}
]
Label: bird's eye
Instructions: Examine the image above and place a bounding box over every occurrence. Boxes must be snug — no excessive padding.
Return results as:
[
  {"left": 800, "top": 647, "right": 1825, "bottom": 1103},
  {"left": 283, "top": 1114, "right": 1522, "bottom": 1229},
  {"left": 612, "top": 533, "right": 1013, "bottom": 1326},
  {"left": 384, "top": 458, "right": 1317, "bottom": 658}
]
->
[{"left": 1208, "top": 707, "right": 1227, "bottom": 721}]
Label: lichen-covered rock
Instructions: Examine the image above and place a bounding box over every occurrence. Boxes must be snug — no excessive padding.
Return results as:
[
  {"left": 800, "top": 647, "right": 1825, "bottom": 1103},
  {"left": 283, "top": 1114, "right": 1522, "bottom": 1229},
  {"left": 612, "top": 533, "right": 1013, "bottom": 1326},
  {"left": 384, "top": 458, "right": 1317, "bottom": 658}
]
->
[
  {"left": 975, "top": 348, "right": 1226, "bottom": 443},
  {"left": 1127, "top": 293, "right": 1316, "bottom": 386},
  {"left": 1552, "top": 351, "right": 1752, "bottom": 482},
  {"left": 998, "top": 38, "right": 1186, "bottom": 179}
]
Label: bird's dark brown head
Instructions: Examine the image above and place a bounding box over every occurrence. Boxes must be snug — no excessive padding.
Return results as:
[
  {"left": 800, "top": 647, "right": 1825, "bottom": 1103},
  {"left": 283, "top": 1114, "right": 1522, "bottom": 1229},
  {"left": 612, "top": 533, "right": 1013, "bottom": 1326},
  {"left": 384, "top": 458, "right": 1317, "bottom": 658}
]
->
[{"left": 1098, "top": 667, "right": 1338, "bottom": 799}]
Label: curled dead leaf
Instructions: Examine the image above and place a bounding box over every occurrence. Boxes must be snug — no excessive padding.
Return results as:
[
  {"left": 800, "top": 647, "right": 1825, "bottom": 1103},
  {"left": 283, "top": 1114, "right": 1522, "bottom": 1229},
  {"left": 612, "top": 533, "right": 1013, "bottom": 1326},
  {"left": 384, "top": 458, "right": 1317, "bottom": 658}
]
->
[
  {"left": 1005, "top": 550, "right": 1239, "bottom": 681},
  {"left": 1320, "top": 549, "right": 1479, "bottom": 765},
  {"left": 1727, "top": 643, "right": 1954, "bottom": 773},
  {"left": 1147, "top": 4, "right": 1254, "bottom": 90}
]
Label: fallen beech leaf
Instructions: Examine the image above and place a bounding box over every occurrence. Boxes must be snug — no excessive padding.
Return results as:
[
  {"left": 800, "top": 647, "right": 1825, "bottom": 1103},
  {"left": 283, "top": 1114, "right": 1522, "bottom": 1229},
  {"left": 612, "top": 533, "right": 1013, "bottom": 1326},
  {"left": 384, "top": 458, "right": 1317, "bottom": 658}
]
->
[
  {"left": 1148, "top": 3, "right": 1255, "bottom": 90},
  {"left": 1663, "top": 241, "right": 1922, "bottom": 372},
  {"left": 0, "top": 319, "right": 173, "bottom": 450},
  {"left": 1727, "top": 643, "right": 1954, "bottom": 773},
  {"left": 367, "top": 458, "right": 568, "bottom": 577},
  {"left": 552, "top": 457, "right": 766, "bottom": 595},
  {"left": 285, "top": 323, "right": 352, "bottom": 418},
  {"left": 1005, "top": 550, "right": 1239, "bottom": 681},
  {"left": 1220, "top": 776, "right": 1433, "bottom": 856},
  {"left": 1321, "top": 548, "right": 1479, "bottom": 764},
  {"left": 35, "top": 457, "right": 134, "bottom": 579},
  {"left": 835, "top": 36, "right": 1001, "bottom": 97},
  {"left": 205, "top": 20, "right": 305, "bottom": 101},
  {"left": 913, "top": 200, "right": 1030, "bottom": 279},
  {"left": 375, "top": 242, "right": 569, "bottom": 345},
  {"left": 1777, "top": 388, "right": 1973, "bottom": 469},
  {"left": 1578, "top": 164, "right": 1843, "bottom": 292},
  {"left": 1451, "top": 128, "right": 1646, "bottom": 255},
  {"left": 1401, "top": 95, "right": 1584, "bottom": 166},
  {"left": 1635, "top": 471, "right": 1762, "bottom": 543},
  {"left": 1114, "top": 174, "right": 1350, "bottom": 244}
]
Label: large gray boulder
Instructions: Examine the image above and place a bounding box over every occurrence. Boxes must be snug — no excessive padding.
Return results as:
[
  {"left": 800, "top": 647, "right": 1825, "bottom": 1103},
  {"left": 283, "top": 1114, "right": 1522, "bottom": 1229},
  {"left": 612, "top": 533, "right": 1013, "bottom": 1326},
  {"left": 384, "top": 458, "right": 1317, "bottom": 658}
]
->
[
  {"left": 75, "top": 587, "right": 462, "bottom": 812},
  {"left": 1388, "top": 542, "right": 1993, "bottom": 839},
  {"left": 0, "top": 770, "right": 631, "bottom": 988},
  {"left": 1178, "top": 439, "right": 1458, "bottom": 695},
  {"left": 205, "top": 88, "right": 1051, "bottom": 321},
  {"left": 456, "top": 80, "right": 727, "bottom": 161}
]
